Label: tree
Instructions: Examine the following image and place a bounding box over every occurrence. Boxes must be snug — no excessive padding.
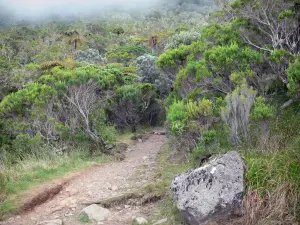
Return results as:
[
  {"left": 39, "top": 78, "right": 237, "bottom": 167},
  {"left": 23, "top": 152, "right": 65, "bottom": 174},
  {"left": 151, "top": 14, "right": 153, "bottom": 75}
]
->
[
  {"left": 149, "top": 35, "right": 158, "bottom": 54},
  {"left": 232, "top": 0, "right": 299, "bottom": 55},
  {"left": 66, "top": 31, "right": 86, "bottom": 50},
  {"left": 64, "top": 81, "right": 104, "bottom": 144}
]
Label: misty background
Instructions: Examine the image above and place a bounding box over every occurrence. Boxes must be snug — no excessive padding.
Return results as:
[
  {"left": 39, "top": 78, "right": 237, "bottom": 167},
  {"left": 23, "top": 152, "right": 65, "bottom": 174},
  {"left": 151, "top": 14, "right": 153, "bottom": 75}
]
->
[{"left": 0, "top": 0, "right": 216, "bottom": 24}]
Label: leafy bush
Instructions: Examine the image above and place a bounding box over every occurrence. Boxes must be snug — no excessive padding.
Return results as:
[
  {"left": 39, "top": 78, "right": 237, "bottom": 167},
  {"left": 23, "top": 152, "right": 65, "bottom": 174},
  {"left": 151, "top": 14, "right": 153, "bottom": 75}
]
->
[
  {"left": 136, "top": 54, "right": 161, "bottom": 83},
  {"left": 287, "top": 59, "right": 300, "bottom": 95},
  {"left": 111, "top": 83, "right": 157, "bottom": 131},
  {"left": 164, "top": 30, "right": 201, "bottom": 50},
  {"left": 251, "top": 97, "right": 274, "bottom": 121},
  {"left": 106, "top": 45, "right": 146, "bottom": 66}
]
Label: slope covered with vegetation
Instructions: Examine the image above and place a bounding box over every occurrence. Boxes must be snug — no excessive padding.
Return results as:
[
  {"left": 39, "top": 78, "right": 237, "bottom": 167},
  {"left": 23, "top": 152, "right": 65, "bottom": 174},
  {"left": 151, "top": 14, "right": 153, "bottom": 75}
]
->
[{"left": 0, "top": 0, "right": 299, "bottom": 223}]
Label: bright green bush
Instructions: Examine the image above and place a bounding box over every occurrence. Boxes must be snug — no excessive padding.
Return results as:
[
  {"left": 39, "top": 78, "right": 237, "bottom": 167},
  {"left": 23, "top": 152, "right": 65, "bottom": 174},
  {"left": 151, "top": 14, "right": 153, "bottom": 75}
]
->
[
  {"left": 0, "top": 83, "right": 55, "bottom": 115},
  {"left": 156, "top": 44, "right": 191, "bottom": 68},
  {"left": 204, "top": 42, "right": 261, "bottom": 74},
  {"left": 251, "top": 96, "right": 274, "bottom": 121},
  {"left": 287, "top": 59, "right": 300, "bottom": 95},
  {"left": 201, "top": 23, "right": 241, "bottom": 46}
]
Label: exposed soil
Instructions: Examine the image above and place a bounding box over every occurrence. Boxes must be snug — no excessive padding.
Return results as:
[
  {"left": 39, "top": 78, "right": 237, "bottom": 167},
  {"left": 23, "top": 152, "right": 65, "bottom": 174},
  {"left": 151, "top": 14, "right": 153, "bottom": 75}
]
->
[{"left": 0, "top": 130, "right": 167, "bottom": 225}]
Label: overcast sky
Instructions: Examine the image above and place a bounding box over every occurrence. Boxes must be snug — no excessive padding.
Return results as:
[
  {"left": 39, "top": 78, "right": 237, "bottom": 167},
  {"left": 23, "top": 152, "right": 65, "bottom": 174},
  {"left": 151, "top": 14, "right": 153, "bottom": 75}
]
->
[{"left": 0, "top": 0, "right": 164, "bottom": 21}]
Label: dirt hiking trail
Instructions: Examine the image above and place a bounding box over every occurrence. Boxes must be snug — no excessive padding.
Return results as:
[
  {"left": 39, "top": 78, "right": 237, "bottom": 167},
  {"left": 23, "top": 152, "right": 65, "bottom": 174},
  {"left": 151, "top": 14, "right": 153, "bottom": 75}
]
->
[{"left": 1, "top": 130, "right": 167, "bottom": 225}]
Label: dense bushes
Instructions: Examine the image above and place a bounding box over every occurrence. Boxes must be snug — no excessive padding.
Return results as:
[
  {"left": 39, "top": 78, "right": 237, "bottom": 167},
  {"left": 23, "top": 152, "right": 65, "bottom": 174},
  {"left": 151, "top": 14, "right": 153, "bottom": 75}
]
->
[
  {"left": 0, "top": 61, "right": 163, "bottom": 161},
  {"left": 111, "top": 83, "right": 158, "bottom": 131},
  {"left": 158, "top": 0, "right": 300, "bottom": 222}
]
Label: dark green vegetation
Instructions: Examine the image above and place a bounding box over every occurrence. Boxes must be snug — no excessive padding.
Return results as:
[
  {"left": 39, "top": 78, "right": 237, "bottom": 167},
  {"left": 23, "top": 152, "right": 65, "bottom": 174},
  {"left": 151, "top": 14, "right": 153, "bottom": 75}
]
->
[{"left": 0, "top": 0, "right": 300, "bottom": 224}]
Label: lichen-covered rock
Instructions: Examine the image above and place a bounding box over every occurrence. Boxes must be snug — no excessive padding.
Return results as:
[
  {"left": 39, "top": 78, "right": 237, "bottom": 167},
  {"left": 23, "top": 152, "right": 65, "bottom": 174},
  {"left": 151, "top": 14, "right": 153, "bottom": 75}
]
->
[
  {"left": 73, "top": 48, "right": 106, "bottom": 64},
  {"left": 172, "top": 151, "right": 244, "bottom": 225}
]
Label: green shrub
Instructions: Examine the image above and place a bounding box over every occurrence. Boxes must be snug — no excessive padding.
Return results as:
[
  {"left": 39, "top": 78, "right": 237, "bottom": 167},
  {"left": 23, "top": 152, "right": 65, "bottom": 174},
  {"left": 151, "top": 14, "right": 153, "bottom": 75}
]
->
[
  {"left": 287, "top": 59, "right": 300, "bottom": 95},
  {"left": 251, "top": 96, "right": 274, "bottom": 121},
  {"left": 106, "top": 45, "right": 146, "bottom": 66},
  {"left": 164, "top": 29, "right": 201, "bottom": 50},
  {"left": 112, "top": 83, "right": 157, "bottom": 131},
  {"left": 11, "top": 133, "right": 44, "bottom": 158}
]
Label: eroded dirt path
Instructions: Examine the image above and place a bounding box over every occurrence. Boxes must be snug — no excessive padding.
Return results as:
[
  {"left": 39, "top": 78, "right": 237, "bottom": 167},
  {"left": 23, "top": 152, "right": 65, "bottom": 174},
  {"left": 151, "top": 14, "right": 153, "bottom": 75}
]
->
[{"left": 1, "top": 130, "right": 166, "bottom": 225}]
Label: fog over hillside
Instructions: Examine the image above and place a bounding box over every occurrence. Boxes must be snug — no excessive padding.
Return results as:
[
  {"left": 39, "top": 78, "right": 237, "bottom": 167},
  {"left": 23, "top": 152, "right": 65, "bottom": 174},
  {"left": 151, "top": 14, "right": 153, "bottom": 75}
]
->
[{"left": 0, "top": 0, "right": 215, "bottom": 23}]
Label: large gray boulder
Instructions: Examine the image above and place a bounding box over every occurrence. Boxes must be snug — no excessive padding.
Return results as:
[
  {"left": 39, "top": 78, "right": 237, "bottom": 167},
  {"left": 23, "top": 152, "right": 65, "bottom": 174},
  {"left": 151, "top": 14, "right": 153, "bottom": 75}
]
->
[{"left": 172, "top": 151, "right": 244, "bottom": 225}]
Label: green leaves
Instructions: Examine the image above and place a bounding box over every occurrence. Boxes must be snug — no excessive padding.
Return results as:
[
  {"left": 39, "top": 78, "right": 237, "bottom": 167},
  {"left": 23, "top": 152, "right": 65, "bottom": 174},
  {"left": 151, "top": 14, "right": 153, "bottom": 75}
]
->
[
  {"left": 167, "top": 98, "right": 213, "bottom": 136},
  {"left": 278, "top": 10, "right": 296, "bottom": 20},
  {"left": 204, "top": 42, "right": 260, "bottom": 73},
  {"left": 156, "top": 44, "right": 191, "bottom": 68},
  {"left": 287, "top": 59, "right": 300, "bottom": 95},
  {"left": 251, "top": 96, "right": 274, "bottom": 121},
  {"left": 0, "top": 83, "right": 55, "bottom": 116}
]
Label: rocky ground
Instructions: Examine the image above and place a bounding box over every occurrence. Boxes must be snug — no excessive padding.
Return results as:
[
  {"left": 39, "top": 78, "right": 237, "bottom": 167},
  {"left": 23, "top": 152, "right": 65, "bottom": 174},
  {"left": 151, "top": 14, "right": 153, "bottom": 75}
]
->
[{"left": 0, "top": 131, "right": 167, "bottom": 225}]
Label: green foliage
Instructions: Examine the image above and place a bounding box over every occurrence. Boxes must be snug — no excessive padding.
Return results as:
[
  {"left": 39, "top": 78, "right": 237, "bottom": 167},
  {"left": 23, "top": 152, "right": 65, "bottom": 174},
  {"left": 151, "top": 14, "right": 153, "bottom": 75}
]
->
[
  {"left": 167, "top": 101, "right": 187, "bottom": 136},
  {"left": 164, "top": 29, "right": 201, "bottom": 50},
  {"left": 174, "top": 59, "right": 211, "bottom": 90},
  {"left": 11, "top": 133, "right": 44, "bottom": 158},
  {"left": 185, "top": 99, "right": 213, "bottom": 118},
  {"left": 112, "top": 83, "right": 157, "bottom": 130},
  {"left": 106, "top": 45, "right": 146, "bottom": 65},
  {"left": 201, "top": 23, "right": 241, "bottom": 46},
  {"left": 167, "top": 98, "right": 213, "bottom": 136},
  {"left": 278, "top": 10, "right": 295, "bottom": 20},
  {"left": 245, "top": 150, "right": 300, "bottom": 195},
  {"left": 251, "top": 96, "right": 274, "bottom": 121},
  {"left": 112, "top": 27, "right": 125, "bottom": 35},
  {"left": 204, "top": 42, "right": 260, "bottom": 74},
  {"left": 39, "top": 65, "right": 122, "bottom": 90},
  {"left": 0, "top": 83, "right": 55, "bottom": 115},
  {"left": 286, "top": 59, "right": 300, "bottom": 95},
  {"left": 79, "top": 214, "right": 91, "bottom": 223},
  {"left": 269, "top": 49, "right": 292, "bottom": 63},
  {"left": 156, "top": 44, "right": 191, "bottom": 68}
]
